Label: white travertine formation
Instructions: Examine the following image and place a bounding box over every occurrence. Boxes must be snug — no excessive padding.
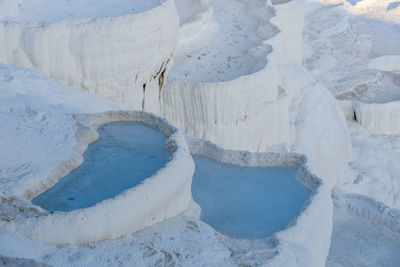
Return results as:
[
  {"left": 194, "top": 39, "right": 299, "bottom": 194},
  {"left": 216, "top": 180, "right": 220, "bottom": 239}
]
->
[
  {"left": 0, "top": 0, "right": 361, "bottom": 266},
  {"left": 12, "top": 111, "right": 194, "bottom": 244},
  {"left": 162, "top": 2, "right": 352, "bottom": 263},
  {"left": 186, "top": 136, "right": 330, "bottom": 267},
  {"left": 0, "top": 0, "right": 179, "bottom": 114},
  {"left": 0, "top": 61, "right": 336, "bottom": 266},
  {"left": 162, "top": 0, "right": 293, "bottom": 152},
  {"left": 333, "top": 193, "right": 400, "bottom": 233},
  {"left": 163, "top": 0, "right": 351, "bottom": 188},
  {"left": 0, "top": 0, "right": 352, "bottom": 184},
  {"left": 303, "top": 0, "right": 400, "bottom": 136},
  {"left": 174, "top": 0, "right": 215, "bottom": 45},
  {"left": 340, "top": 100, "right": 400, "bottom": 135}
]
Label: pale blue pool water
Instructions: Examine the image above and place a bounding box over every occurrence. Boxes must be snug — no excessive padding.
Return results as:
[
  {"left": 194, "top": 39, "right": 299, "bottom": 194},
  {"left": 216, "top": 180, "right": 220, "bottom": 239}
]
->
[
  {"left": 33, "top": 121, "right": 169, "bottom": 212},
  {"left": 191, "top": 156, "right": 311, "bottom": 239}
]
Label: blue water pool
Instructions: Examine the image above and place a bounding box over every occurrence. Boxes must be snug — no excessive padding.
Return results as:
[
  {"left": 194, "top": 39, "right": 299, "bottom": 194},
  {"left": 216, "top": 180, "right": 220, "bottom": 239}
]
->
[
  {"left": 191, "top": 156, "right": 311, "bottom": 239},
  {"left": 33, "top": 121, "right": 169, "bottom": 212}
]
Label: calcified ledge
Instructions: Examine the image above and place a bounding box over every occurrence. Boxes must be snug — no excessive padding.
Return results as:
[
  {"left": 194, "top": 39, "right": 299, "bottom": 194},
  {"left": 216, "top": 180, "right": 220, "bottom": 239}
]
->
[
  {"left": 340, "top": 99, "right": 400, "bottom": 135},
  {"left": 187, "top": 136, "right": 319, "bottom": 190},
  {"left": 333, "top": 193, "right": 400, "bottom": 233},
  {"left": 185, "top": 136, "right": 331, "bottom": 266},
  {"left": 170, "top": 0, "right": 277, "bottom": 83},
  {"left": 10, "top": 111, "right": 194, "bottom": 244},
  {"left": 174, "top": 0, "right": 214, "bottom": 45},
  {"left": 0, "top": 0, "right": 179, "bottom": 113},
  {"left": 337, "top": 55, "right": 400, "bottom": 135},
  {"left": 162, "top": 0, "right": 306, "bottom": 152}
]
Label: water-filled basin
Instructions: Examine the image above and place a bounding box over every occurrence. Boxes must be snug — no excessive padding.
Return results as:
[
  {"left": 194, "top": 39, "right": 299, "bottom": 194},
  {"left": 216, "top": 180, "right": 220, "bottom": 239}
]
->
[
  {"left": 33, "top": 121, "right": 168, "bottom": 212},
  {"left": 191, "top": 155, "right": 311, "bottom": 239}
]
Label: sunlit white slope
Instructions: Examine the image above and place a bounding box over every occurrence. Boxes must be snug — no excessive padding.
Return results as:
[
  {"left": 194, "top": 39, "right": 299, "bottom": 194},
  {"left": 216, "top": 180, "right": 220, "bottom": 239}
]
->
[{"left": 0, "top": 0, "right": 179, "bottom": 114}]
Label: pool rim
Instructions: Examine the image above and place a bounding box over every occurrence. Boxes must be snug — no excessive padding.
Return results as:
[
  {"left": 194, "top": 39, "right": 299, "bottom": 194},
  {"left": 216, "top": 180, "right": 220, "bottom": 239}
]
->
[
  {"left": 13, "top": 110, "right": 195, "bottom": 244},
  {"left": 185, "top": 135, "right": 330, "bottom": 266}
]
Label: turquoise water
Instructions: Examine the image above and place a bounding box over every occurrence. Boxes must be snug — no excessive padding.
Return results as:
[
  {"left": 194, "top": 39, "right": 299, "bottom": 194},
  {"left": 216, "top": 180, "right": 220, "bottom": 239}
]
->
[
  {"left": 191, "top": 156, "right": 311, "bottom": 239},
  {"left": 33, "top": 122, "right": 169, "bottom": 212}
]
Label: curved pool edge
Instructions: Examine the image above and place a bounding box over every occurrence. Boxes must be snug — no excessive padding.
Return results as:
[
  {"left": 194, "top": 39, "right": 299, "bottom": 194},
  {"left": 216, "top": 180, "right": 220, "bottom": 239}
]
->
[
  {"left": 184, "top": 136, "right": 330, "bottom": 267},
  {"left": 13, "top": 110, "right": 195, "bottom": 244},
  {"left": 268, "top": 182, "right": 332, "bottom": 267}
]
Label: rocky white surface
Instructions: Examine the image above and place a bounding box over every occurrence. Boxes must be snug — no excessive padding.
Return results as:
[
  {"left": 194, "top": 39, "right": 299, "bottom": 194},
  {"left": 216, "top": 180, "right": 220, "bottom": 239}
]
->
[
  {"left": 0, "top": 0, "right": 164, "bottom": 22},
  {"left": 161, "top": 0, "right": 281, "bottom": 151},
  {"left": 0, "top": 0, "right": 399, "bottom": 266},
  {"left": 5, "top": 111, "right": 194, "bottom": 245},
  {"left": 1, "top": 216, "right": 235, "bottom": 267},
  {"left": 0, "top": 62, "right": 327, "bottom": 266},
  {"left": 303, "top": 0, "right": 400, "bottom": 134},
  {"left": 170, "top": 0, "right": 275, "bottom": 82},
  {"left": 163, "top": 1, "right": 352, "bottom": 188},
  {"left": 339, "top": 100, "right": 400, "bottom": 135},
  {"left": 173, "top": 0, "right": 218, "bottom": 60},
  {"left": 0, "top": 62, "right": 228, "bottom": 266},
  {"left": 302, "top": 1, "right": 400, "bottom": 266},
  {"left": 0, "top": 63, "right": 228, "bottom": 265},
  {"left": 303, "top": 0, "right": 400, "bottom": 207},
  {"left": 0, "top": 0, "right": 178, "bottom": 114},
  {"left": 327, "top": 203, "right": 400, "bottom": 267},
  {"left": 303, "top": 0, "right": 400, "bottom": 103},
  {"left": 0, "top": 63, "right": 123, "bottom": 199},
  {"left": 335, "top": 121, "right": 400, "bottom": 209}
]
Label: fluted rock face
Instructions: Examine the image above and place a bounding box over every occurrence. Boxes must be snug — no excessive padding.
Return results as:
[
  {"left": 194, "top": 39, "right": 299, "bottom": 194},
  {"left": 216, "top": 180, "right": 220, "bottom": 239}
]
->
[
  {"left": 340, "top": 100, "right": 400, "bottom": 135},
  {"left": 0, "top": 0, "right": 352, "bottom": 186},
  {"left": 162, "top": 0, "right": 283, "bottom": 152},
  {"left": 161, "top": 69, "right": 285, "bottom": 152},
  {"left": 0, "top": 0, "right": 179, "bottom": 114},
  {"left": 162, "top": 0, "right": 352, "bottom": 189}
]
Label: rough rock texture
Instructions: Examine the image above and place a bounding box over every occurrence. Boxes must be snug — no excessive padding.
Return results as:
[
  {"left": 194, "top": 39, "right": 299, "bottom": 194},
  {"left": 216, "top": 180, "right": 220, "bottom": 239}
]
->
[
  {"left": 0, "top": 255, "right": 51, "bottom": 267},
  {"left": 335, "top": 121, "right": 400, "bottom": 209},
  {"left": 328, "top": 193, "right": 400, "bottom": 267},
  {"left": 162, "top": 1, "right": 352, "bottom": 193},
  {"left": 0, "top": 0, "right": 362, "bottom": 266},
  {"left": 303, "top": 0, "right": 400, "bottom": 134},
  {"left": 0, "top": 0, "right": 179, "bottom": 114},
  {"left": 340, "top": 100, "right": 400, "bottom": 135}
]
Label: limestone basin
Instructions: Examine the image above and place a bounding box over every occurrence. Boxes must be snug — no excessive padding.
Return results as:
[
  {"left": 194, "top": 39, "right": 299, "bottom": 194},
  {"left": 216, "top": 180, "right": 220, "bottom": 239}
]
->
[
  {"left": 191, "top": 155, "right": 311, "bottom": 239},
  {"left": 32, "top": 121, "right": 170, "bottom": 212},
  {"left": 14, "top": 111, "right": 194, "bottom": 244},
  {"left": 186, "top": 136, "right": 332, "bottom": 266}
]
